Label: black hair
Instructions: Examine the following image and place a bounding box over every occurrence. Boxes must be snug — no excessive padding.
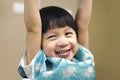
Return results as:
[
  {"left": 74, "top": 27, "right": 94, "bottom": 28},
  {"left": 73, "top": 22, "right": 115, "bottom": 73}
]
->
[{"left": 40, "top": 6, "right": 78, "bottom": 37}]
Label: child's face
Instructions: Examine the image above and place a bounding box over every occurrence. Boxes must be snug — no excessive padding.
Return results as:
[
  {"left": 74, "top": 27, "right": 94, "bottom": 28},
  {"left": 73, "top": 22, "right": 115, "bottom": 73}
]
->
[{"left": 42, "top": 26, "right": 78, "bottom": 61}]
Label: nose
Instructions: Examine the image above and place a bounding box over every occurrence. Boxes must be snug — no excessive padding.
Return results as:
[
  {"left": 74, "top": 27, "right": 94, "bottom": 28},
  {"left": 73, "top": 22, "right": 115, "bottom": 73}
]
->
[{"left": 57, "top": 36, "right": 69, "bottom": 48}]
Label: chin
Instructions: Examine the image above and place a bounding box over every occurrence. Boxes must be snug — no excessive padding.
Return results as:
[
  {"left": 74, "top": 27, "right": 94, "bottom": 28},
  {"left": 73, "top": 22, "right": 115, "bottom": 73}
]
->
[{"left": 66, "top": 55, "right": 74, "bottom": 61}]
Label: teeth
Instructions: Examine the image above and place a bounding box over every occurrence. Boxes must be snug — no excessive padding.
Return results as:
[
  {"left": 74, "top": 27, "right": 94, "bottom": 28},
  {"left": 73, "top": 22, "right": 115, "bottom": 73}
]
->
[{"left": 56, "top": 49, "right": 70, "bottom": 54}]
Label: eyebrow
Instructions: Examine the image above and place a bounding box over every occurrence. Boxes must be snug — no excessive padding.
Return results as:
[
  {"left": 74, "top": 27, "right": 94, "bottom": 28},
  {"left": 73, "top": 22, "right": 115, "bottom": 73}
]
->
[
  {"left": 43, "top": 29, "right": 57, "bottom": 38},
  {"left": 46, "top": 29, "right": 57, "bottom": 34},
  {"left": 64, "top": 27, "right": 72, "bottom": 31},
  {"left": 44, "top": 27, "right": 72, "bottom": 36}
]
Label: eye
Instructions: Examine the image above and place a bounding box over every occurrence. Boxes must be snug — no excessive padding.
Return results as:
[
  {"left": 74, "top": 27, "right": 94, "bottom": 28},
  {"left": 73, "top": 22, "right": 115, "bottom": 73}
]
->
[
  {"left": 65, "top": 32, "right": 73, "bottom": 36},
  {"left": 47, "top": 35, "right": 57, "bottom": 40}
]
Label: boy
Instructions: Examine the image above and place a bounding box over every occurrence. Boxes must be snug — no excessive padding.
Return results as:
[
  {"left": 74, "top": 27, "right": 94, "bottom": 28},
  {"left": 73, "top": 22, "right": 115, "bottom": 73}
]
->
[{"left": 18, "top": 0, "right": 96, "bottom": 80}]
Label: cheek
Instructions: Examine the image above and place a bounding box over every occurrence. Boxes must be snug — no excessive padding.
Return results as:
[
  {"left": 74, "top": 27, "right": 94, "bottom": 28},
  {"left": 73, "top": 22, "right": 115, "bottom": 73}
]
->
[
  {"left": 69, "top": 37, "right": 78, "bottom": 45},
  {"left": 42, "top": 41, "right": 55, "bottom": 56},
  {"left": 69, "top": 38, "right": 78, "bottom": 52}
]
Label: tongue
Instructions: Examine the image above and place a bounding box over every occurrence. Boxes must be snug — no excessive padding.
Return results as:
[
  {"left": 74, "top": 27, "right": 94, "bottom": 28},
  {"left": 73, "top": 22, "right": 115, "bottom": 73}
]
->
[{"left": 57, "top": 51, "right": 70, "bottom": 58}]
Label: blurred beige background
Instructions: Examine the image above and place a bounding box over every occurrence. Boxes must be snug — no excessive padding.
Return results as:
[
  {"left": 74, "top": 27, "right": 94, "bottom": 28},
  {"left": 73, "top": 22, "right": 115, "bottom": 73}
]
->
[{"left": 0, "top": 0, "right": 120, "bottom": 80}]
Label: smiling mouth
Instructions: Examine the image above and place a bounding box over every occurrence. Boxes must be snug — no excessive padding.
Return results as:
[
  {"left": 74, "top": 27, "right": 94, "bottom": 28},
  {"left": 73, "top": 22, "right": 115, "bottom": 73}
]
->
[{"left": 55, "top": 49, "right": 71, "bottom": 58}]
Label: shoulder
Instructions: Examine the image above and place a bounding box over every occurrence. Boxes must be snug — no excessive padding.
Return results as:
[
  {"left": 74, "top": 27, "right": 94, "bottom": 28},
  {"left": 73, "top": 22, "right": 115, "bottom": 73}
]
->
[
  {"left": 18, "top": 50, "right": 45, "bottom": 67},
  {"left": 74, "top": 44, "right": 94, "bottom": 61}
]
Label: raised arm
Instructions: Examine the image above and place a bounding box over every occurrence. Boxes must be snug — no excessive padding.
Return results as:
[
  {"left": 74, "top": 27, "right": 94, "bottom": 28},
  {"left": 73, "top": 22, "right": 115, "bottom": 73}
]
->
[
  {"left": 24, "top": 0, "right": 41, "bottom": 64},
  {"left": 75, "top": 0, "right": 92, "bottom": 48}
]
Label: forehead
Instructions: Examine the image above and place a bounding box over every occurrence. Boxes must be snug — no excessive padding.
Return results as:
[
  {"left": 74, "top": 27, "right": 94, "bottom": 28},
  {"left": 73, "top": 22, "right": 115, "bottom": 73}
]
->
[{"left": 43, "top": 26, "right": 75, "bottom": 35}]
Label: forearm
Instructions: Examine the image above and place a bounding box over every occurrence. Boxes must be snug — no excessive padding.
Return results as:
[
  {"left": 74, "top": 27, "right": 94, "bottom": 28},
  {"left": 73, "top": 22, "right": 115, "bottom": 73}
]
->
[
  {"left": 24, "top": 0, "right": 41, "bottom": 64},
  {"left": 76, "top": 0, "right": 92, "bottom": 30},
  {"left": 76, "top": 0, "right": 92, "bottom": 48},
  {"left": 24, "top": 0, "right": 41, "bottom": 32}
]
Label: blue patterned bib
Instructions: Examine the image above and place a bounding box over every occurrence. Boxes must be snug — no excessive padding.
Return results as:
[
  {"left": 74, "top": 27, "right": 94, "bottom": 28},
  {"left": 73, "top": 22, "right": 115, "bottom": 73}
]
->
[{"left": 18, "top": 44, "right": 96, "bottom": 80}]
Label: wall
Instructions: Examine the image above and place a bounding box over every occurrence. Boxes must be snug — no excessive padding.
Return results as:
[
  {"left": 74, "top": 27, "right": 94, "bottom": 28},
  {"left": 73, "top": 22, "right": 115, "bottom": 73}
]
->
[
  {"left": 0, "top": 0, "right": 25, "bottom": 79},
  {"left": 0, "top": 0, "right": 120, "bottom": 80},
  {"left": 90, "top": 0, "right": 120, "bottom": 80}
]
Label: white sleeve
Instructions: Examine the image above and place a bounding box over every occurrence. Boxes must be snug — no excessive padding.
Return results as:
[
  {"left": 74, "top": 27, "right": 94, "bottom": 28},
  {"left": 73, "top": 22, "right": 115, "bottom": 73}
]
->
[
  {"left": 18, "top": 55, "right": 33, "bottom": 79},
  {"left": 18, "top": 51, "right": 40, "bottom": 79}
]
